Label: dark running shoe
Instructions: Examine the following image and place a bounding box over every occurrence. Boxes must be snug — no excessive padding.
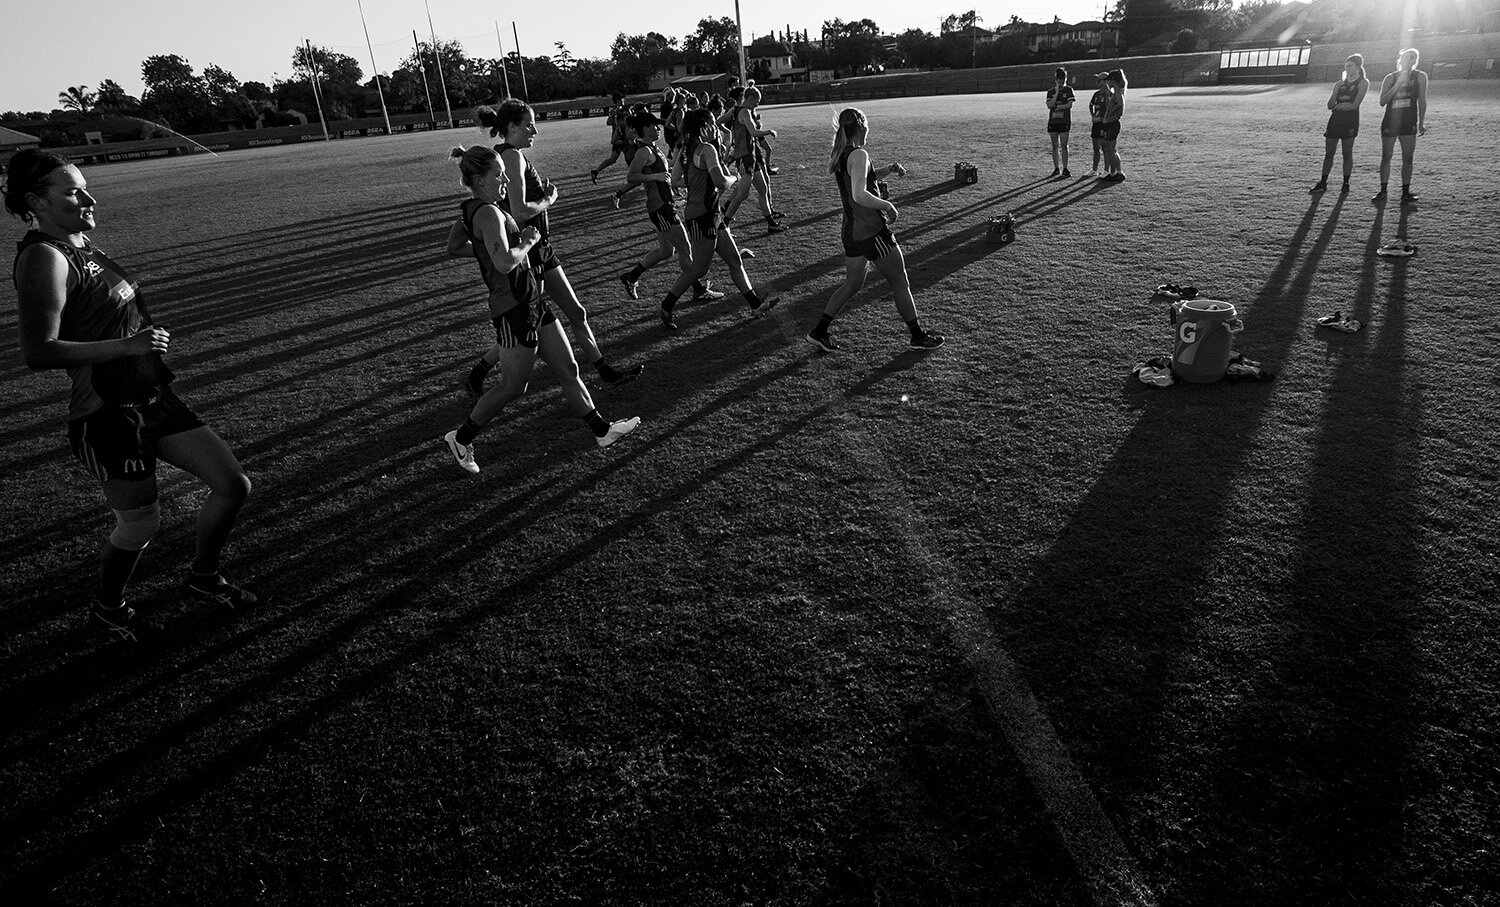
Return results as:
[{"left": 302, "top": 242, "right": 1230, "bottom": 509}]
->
[
  {"left": 590, "top": 169, "right": 599, "bottom": 185},
  {"left": 463, "top": 370, "right": 486, "bottom": 400},
  {"left": 90, "top": 599, "right": 156, "bottom": 643},
  {"left": 806, "top": 331, "right": 843, "bottom": 353},
  {"left": 1401, "top": 191, "right": 1419, "bottom": 205},
  {"left": 606, "top": 364, "right": 645, "bottom": 388},
  {"left": 661, "top": 306, "right": 679, "bottom": 331},
  {"left": 1371, "top": 189, "right": 1388, "bottom": 204},
  {"left": 909, "top": 331, "right": 946, "bottom": 350},
  {"left": 766, "top": 221, "right": 788, "bottom": 235},
  {"left": 184, "top": 573, "right": 259, "bottom": 613},
  {"left": 751, "top": 296, "right": 779, "bottom": 317},
  {"left": 1309, "top": 181, "right": 1327, "bottom": 194},
  {"left": 619, "top": 273, "right": 640, "bottom": 300}
]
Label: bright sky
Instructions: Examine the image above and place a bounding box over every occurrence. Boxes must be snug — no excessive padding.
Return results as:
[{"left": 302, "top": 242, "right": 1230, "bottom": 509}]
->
[{"left": 2, "top": 0, "right": 1113, "bottom": 113}]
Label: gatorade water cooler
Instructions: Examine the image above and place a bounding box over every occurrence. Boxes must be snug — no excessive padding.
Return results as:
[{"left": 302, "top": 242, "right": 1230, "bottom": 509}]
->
[{"left": 1170, "top": 300, "right": 1238, "bottom": 383}]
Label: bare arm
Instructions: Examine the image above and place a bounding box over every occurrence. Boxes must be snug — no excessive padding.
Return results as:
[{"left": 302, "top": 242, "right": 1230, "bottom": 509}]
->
[
  {"left": 739, "top": 108, "right": 776, "bottom": 139},
  {"left": 1417, "top": 71, "right": 1428, "bottom": 131},
  {"left": 1326, "top": 83, "right": 1341, "bottom": 111},
  {"left": 700, "top": 144, "right": 735, "bottom": 191},
  {"left": 627, "top": 146, "right": 665, "bottom": 185},
  {"left": 15, "top": 244, "right": 167, "bottom": 370},
  {"left": 1378, "top": 72, "right": 1400, "bottom": 106},
  {"left": 501, "top": 148, "right": 553, "bottom": 223},
  {"left": 847, "top": 148, "right": 896, "bottom": 218},
  {"left": 471, "top": 205, "right": 537, "bottom": 275}
]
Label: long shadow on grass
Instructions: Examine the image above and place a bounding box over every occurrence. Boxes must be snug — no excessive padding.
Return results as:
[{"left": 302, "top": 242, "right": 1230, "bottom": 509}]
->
[
  {"left": 966, "top": 193, "right": 1412, "bottom": 902},
  {"left": 0, "top": 358, "right": 839, "bottom": 895},
  {"left": 1166, "top": 194, "right": 1424, "bottom": 902}
]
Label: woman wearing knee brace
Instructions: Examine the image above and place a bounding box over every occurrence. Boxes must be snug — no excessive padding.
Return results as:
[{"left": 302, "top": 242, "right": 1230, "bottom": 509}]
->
[{"left": 6, "top": 150, "right": 256, "bottom": 642}]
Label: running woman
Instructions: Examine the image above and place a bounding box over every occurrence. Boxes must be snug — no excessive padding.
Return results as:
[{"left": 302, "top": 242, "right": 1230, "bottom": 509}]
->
[
  {"left": 618, "top": 109, "right": 723, "bottom": 303},
  {"left": 465, "top": 101, "right": 642, "bottom": 397},
  {"left": 657, "top": 108, "right": 777, "bottom": 331},
  {"left": 721, "top": 87, "right": 785, "bottom": 235},
  {"left": 805, "top": 108, "right": 945, "bottom": 353},
  {"left": 590, "top": 92, "right": 629, "bottom": 184},
  {"left": 1097, "top": 69, "right": 1128, "bottom": 182},
  {"left": 1374, "top": 48, "right": 1427, "bottom": 205},
  {"left": 1088, "top": 77, "right": 1109, "bottom": 176},
  {"left": 1311, "top": 54, "right": 1368, "bottom": 194},
  {"left": 441, "top": 146, "right": 639, "bottom": 474},
  {"left": 6, "top": 150, "right": 256, "bottom": 642},
  {"left": 1046, "top": 67, "right": 1075, "bottom": 177}
]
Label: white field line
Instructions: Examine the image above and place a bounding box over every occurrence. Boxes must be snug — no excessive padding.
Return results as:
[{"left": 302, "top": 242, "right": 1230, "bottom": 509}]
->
[{"left": 771, "top": 324, "right": 1156, "bottom": 905}]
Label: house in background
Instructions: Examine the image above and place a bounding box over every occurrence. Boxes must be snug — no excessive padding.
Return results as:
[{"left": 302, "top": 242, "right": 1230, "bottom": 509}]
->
[
  {"left": 1, "top": 124, "right": 41, "bottom": 164},
  {"left": 746, "top": 36, "right": 809, "bottom": 84},
  {"left": 1027, "top": 20, "right": 1122, "bottom": 56}
]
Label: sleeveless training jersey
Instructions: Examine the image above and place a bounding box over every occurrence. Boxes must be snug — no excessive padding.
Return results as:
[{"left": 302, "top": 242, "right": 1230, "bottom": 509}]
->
[
  {"left": 13, "top": 232, "right": 174, "bottom": 420},
  {"left": 834, "top": 146, "right": 886, "bottom": 245},
  {"left": 459, "top": 199, "right": 540, "bottom": 316},
  {"left": 1382, "top": 73, "right": 1421, "bottom": 134},
  {"left": 682, "top": 143, "right": 719, "bottom": 221},
  {"left": 638, "top": 143, "right": 674, "bottom": 214},
  {"left": 1333, "top": 78, "right": 1365, "bottom": 107},
  {"left": 730, "top": 107, "right": 753, "bottom": 161},
  {"left": 494, "top": 141, "right": 550, "bottom": 241}
]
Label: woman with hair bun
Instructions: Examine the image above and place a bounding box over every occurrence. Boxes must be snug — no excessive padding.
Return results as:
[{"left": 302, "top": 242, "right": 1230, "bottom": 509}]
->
[
  {"left": 440, "top": 145, "right": 639, "bottom": 474},
  {"left": 461, "top": 100, "right": 641, "bottom": 398},
  {"left": 1045, "top": 67, "right": 1075, "bottom": 178},
  {"left": 805, "top": 108, "right": 943, "bottom": 353},
  {"left": 6, "top": 149, "right": 255, "bottom": 642}
]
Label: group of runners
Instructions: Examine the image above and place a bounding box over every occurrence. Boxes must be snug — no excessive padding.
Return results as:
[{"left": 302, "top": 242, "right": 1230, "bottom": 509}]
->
[{"left": 4, "top": 48, "right": 1430, "bottom": 644}]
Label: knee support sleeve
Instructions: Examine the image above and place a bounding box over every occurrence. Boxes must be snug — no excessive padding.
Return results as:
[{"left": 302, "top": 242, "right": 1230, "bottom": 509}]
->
[{"left": 110, "top": 502, "right": 160, "bottom": 552}]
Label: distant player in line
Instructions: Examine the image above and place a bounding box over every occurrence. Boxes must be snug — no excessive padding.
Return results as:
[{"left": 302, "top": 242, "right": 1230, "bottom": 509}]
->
[
  {"left": 657, "top": 108, "right": 778, "bottom": 331},
  {"left": 618, "top": 109, "right": 723, "bottom": 303},
  {"left": 590, "top": 92, "right": 628, "bottom": 184},
  {"left": 721, "top": 87, "right": 786, "bottom": 235},
  {"left": 1310, "top": 54, "right": 1368, "bottom": 195},
  {"left": 465, "top": 101, "right": 642, "bottom": 397},
  {"left": 442, "top": 146, "right": 639, "bottom": 474},
  {"left": 806, "top": 108, "right": 944, "bottom": 354},
  {"left": 1373, "top": 48, "right": 1427, "bottom": 205},
  {"left": 6, "top": 149, "right": 256, "bottom": 642},
  {"left": 1046, "top": 67, "right": 1075, "bottom": 178}
]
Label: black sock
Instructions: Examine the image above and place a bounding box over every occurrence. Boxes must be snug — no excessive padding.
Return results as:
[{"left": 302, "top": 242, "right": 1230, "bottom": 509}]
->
[
  {"left": 813, "top": 315, "right": 834, "bottom": 335},
  {"left": 99, "top": 542, "right": 144, "bottom": 606},
  {"left": 693, "top": 279, "right": 709, "bottom": 295},
  {"left": 743, "top": 289, "right": 763, "bottom": 308},
  {"left": 906, "top": 318, "right": 923, "bottom": 339},
  {"left": 624, "top": 264, "right": 646, "bottom": 282},
  {"left": 468, "top": 357, "right": 494, "bottom": 382},
  {"left": 584, "top": 409, "right": 609, "bottom": 437},
  {"left": 662, "top": 292, "right": 680, "bottom": 313},
  {"left": 455, "top": 417, "right": 484, "bottom": 446},
  {"left": 1402, "top": 183, "right": 1411, "bottom": 194},
  {"left": 594, "top": 359, "right": 620, "bottom": 382}
]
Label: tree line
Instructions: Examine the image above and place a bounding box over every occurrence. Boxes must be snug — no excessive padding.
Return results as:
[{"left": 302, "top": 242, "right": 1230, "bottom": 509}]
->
[{"left": 5, "top": 0, "right": 1481, "bottom": 138}]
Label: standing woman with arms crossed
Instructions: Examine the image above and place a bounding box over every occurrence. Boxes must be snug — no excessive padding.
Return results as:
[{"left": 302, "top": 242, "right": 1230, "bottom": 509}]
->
[
  {"left": 1046, "top": 67, "right": 1075, "bottom": 178},
  {"left": 1311, "top": 54, "right": 1368, "bottom": 194},
  {"left": 805, "top": 108, "right": 944, "bottom": 353},
  {"left": 441, "top": 146, "right": 639, "bottom": 474},
  {"left": 1097, "top": 69, "right": 1128, "bottom": 182},
  {"left": 1088, "top": 76, "right": 1109, "bottom": 176},
  {"left": 1374, "top": 48, "right": 1427, "bottom": 204},
  {"left": 657, "top": 108, "right": 777, "bottom": 331},
  {"left": 462, "top": 101, "right": 641, "bottom": 398},
  {"left": 6, "top": 150, "right": 255, "bottom": 642}
]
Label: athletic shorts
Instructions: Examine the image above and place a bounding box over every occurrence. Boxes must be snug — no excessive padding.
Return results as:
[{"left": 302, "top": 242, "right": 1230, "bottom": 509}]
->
[
  {"left": 734, "top": 149, "right": 764, "bottom": 174},
  {"left": 1048, "top": 120, "right": 1071, "bottom": 134},
  {"left": 1382, "top": 109, "right": 1419, "bottom": 137},
  {"left": 610, "top": 140, "right": 626, "bottom": 152},
  {"left": 1099, "top": 121, "right": 1121, "bottom": 141},
  {"left": 686, "top": 211, "right": 721, "bottom": 241},
  {"left": 843, "top": 227, "right": 898, "bottom": 262},
  {"left": 1325, "top": 111, "right": 1359, "bottom": 139},
  {"left": 649, "top": 207, "right": 681, "bottom": 233},
  {"left": 526, "top": 240, "right": 562, "bottom": 274},
  {"left": 492, "top": 303, "right": 557, "bottom": 350},
  {"left": 68, "top": 387, "right": 205, "bottom": 483},
  {"left": 1091, "top": 122, "right": 1106, "bottom": 139}
]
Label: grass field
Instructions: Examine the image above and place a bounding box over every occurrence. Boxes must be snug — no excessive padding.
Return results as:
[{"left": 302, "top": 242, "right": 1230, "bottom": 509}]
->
[{"left": 2, "top": 82, "right": 1498, "bottom": 905}]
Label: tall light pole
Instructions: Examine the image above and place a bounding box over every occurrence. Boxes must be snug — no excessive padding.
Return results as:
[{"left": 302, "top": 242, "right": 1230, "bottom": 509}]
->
[{"left": 733, "top": 0, "right": 749, "bottom": 84}]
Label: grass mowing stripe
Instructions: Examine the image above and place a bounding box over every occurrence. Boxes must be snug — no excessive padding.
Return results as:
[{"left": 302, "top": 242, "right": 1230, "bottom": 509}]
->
[{"left": 756, "top": 309, "right": 1156, "bottom": 905}]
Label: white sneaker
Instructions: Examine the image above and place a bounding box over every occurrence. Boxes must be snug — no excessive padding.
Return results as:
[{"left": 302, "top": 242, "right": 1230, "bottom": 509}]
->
[
  {"left": 443, "top": 430, "right": 479, "bottom": 473},
  {"left": 596, "top": 416, "right": 640, "bottom": 448}
]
